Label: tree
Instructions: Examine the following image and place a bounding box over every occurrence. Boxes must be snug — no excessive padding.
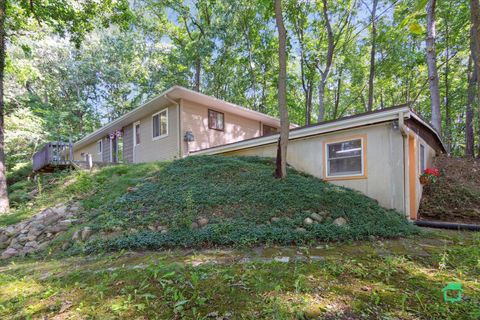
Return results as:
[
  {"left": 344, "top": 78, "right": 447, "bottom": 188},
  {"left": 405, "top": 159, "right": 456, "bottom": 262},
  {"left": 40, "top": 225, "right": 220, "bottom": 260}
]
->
[
  {"left": 0, "top": 0, "right": 130, "bottom": 213},
  {"left": 274, "top": 0, "right": 289, "bottom": 178},
  {"left": 425, "top": 0, "right": 442, "bottom": 133},
  {"left": 470, "top": 0, "right": 480, "bottom": 157},
  {"left": 363, "top": 0, "right": 379, "bottom": 111}
]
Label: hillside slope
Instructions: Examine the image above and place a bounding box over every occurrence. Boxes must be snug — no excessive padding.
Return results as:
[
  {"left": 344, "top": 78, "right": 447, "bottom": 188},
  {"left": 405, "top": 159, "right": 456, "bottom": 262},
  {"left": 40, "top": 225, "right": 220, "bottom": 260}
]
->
[
  {"left": 2, "top": 156, "right": 417, "bottom": 256},
  {"left": 419, "top": 155, "right": 480, "bottom": 224}
]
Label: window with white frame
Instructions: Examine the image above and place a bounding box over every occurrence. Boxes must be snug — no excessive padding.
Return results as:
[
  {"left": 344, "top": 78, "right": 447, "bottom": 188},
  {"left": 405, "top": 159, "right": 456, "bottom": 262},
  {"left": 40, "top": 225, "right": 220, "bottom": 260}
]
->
[
  {"left": 326, "top": 138, "right": 364, "bottom": 177},
  {"left": 134, "top": 121, "right": 141, "bottom": 146},
  {"left": 420, "top": 144, "right": 426, "bottom": 173},
  {"left": 152, "top": 109, "right": 168, "bottom": 139},
  {"left": 96, "top": 140, "right": 102, "bottom": 154},
  {"left": 208, "top": 109, "right": 224, "bottom": 131}
]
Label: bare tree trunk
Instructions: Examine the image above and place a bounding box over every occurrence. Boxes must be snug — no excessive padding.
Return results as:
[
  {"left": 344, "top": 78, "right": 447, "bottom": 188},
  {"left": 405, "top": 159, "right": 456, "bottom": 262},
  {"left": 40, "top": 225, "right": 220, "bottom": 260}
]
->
[
  {"left": 425, "top": 0, "right": 442, "bottom": 133},
  {"left": 471, "top": 0, "right": 480, "bottom": 157},
  {"left": 333, "top": 69, "right": 342, "bottom": 119},
  {"left": 0, "top": 0, "right": 9, "bottom": 213},
  {"left": 318, "top": 78, "right": 327, "bottom": 122},
  {"left": 366, "top": 0, "right": 378, "bottom": 111},
  {"left": 194, "top": 57, "right": 201, "bottom": 92},
  {"left": 466, "top": 57, "right": 476, "bottom": 157},
  {"left": 274, "top": 0, "right": 289, "bottom": 178},
  {"left": 444, "top": 19, "right": 452, "bottom": 153},
  {"left": 317, "top": 0, "right": 334, "bottom": 122}
]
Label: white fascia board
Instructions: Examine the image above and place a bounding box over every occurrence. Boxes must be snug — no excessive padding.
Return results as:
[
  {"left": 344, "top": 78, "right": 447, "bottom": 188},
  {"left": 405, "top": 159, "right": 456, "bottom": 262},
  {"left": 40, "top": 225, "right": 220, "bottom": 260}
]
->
[{"left": 193, "top": 107, "right": 411, "bottom": 156}]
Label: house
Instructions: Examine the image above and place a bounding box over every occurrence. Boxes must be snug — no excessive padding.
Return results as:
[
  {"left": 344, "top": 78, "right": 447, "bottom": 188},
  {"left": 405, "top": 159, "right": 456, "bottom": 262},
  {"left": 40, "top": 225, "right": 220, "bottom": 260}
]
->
[
  {"left": 72, "top": 86, "right": 444, "bottom": 220},
  {"left": 73, "top": 86, "right": 285, "bottom": 164}
]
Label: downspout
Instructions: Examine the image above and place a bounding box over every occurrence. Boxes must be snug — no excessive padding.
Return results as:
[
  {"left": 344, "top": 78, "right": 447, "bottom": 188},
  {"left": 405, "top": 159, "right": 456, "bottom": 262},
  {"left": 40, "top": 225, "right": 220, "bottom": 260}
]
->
[
  {"left": 164, "top": 94, "right": 182, "bottom": 159},
  {"left": 398, "top": 111, "right": 410, "bottom": 218}
]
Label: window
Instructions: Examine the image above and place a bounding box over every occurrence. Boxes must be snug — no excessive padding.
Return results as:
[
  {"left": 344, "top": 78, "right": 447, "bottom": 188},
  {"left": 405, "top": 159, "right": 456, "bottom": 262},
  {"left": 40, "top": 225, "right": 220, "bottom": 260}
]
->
[
  {"left": 152, "top": 109, "right": 168, "bottom": 139},
  {"left": 263, "top": 124, "right": 278, "bottom": 136},
  {"left": 325, "top": 137, "right": 365, "bottom": 178},
  {"left": 420, "top": 144, "right": 426, "bottom": 173},
  {"left": 208, "top": 109, "right": 224, "bottom": 131},
  {"left": 134, "top": 121, "right": 141, "bottom": 146},
  {"left": 96, "top": 140, "right": 102, "bottom": 154}
]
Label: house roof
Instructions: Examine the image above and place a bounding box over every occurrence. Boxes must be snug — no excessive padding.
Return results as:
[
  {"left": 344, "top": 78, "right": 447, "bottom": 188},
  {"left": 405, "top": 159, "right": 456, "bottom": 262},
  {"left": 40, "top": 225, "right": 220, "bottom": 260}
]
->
[
  {"left": 74, "top": 86, "right": 287, "bottom": 150},
  {"left": 192, "top": 105, "right": 446, "bottom": 155}
]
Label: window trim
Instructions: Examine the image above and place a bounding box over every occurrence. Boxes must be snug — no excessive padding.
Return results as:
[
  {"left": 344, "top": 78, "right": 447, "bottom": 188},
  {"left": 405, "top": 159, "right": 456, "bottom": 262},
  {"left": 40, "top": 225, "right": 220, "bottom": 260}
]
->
[
  {"left": 96, "top": 140, "right": 103, "bottom": 155},
  {"left": 152, "top": 108, "right": 169, "bottom": 141},
  {"left": 208, "top": 109, "right": 225, "bottom": 131},
  {"left": 133, "top": 121, "right": 141, "bottom": 146},
  {"left": 419, "top": 143, "right": 426, "bottom": 174},
  {"left": 323, "top": 135, "right": 368, "bottom": 181}
]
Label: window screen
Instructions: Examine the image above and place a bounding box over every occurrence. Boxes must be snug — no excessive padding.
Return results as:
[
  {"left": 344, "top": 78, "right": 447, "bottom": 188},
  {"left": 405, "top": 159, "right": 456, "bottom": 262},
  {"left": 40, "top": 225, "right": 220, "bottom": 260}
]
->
[
  {"left": 97, "top": 140, "right": 102, "bottom": 154},
  {"left": 152, "top": 110, "right": 167, "bottom": 138},
  {"left": 326, "top": 139, "right": 363, "bottom": 177},
  {"left": 135, "top": 123, "right": 141, "bottom": 145},
  {"left": 420, "top": 144, "right": 425, "bottom": 173}
]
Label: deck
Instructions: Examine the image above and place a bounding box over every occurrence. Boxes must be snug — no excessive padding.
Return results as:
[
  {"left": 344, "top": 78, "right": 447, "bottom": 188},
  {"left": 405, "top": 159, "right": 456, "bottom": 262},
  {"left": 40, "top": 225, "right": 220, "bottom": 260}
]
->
[{"left": 32, "top": 142, "right": 75, "bottom": 173}]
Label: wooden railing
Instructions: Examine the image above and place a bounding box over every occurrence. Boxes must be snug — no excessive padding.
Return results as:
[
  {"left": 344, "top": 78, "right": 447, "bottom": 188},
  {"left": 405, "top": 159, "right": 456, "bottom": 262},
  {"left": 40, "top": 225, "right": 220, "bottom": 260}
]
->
[{"left": 32, "top": 142, "right": 74, "bottom": 172}]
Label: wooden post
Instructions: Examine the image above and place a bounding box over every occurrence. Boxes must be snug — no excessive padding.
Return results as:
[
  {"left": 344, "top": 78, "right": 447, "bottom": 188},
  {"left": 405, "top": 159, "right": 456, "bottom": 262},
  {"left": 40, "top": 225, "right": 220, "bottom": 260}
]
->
[
  {"left": 87, "top": 154, "right": 93, "bottom": 170},
  {"left": 69, "top": 137, "right": 73, "bottom": 161}
]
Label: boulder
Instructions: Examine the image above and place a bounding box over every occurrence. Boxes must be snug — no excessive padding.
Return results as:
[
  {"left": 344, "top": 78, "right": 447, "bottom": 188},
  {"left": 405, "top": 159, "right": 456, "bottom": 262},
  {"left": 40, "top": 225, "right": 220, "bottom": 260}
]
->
[
  {"left": 303, "top": 217, "right": 314, "bottom": 225},
  {"left": 198, "top": 218, "right": 209, "bottom": 227},
  {"left": 156, "top": 225, "right": 166, "bottom": 231},
  {"left": 148, "top": 225, "right": 157, "bottom": 231},
  {"left": 160, "top": 229, "right": 168, "bottom": 234},
  {"left": 72, "top": 230, "right": 81, "bottom": 241},
  {"left": 53, "top": 205, "right": 67, "bottom": 216},
  {"left": 191, "top": 222, "right": 199, "bottom": 230},
  {"left": 62, "top": 242, "right": 71, "bottom": 251},
  {"left": 80, "top": 227, "right": 93, "bottom": 241},
  {"left": 1, "top": 248, "right": 18, "bottom": 259},
  {"left": 270, "top": 217, "right": 281, "bottom": 223},
  {"left": 333, "top": 217, "right": 347, "bottom": 227},
  {"left": 4, "top": 226, "right": 16, "bottom": 237},
  {"left": 310, "top": 213, "right": 324, "bottom": 223},
  {"left": 295, "top": 227, "right": 307, "bottom": 232}
]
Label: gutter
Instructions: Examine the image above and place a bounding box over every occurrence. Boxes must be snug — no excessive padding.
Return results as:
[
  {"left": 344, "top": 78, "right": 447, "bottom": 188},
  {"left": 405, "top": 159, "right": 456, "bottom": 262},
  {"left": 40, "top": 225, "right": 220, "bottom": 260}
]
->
[
  {"left": 414, "top": 220, "right": 480, "bottom": 231},
  {"left": 398, "top": 111, "right": 410, "bottom": 218}
]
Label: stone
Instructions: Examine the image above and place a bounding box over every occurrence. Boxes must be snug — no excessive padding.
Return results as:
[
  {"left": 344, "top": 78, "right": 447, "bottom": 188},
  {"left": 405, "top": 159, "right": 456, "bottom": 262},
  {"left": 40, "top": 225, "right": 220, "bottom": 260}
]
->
[
  {"left": 303, "top": 217, "right": 314, "bottom": 225},
  {"left": 333, "top": 217, "right": 347, "bottom": 227},
  {"left": 270, "top": 217, "right": 281, "bottom": 223},
  {"left": 0, "top": 233, "right": 9, "bottom": 244},
  {"left": 127, "top": 186, "right": 138, "bottom": 193},
  {"left": 191, "top": 222, "right": 199, "bottom": 230},
  {"left": 1, "top": 248, "right": 18, "bottom": 259},
  {"left": 160, "top": 229, "right": 168, "bottom": 234},
  {"left": 80, "top": 227, "right": 93, "bottom": 241},
  {"left": 198, "top": 218, "right": 209, "bottom": 227},
  {"left": 310, "top": 213, "right": 324, "bottom": 223},
  {"left": 72, "top": 230, "right": 81, "bottom": 241},
  {"left": 62, "top": 242, "right": 71, "bottom": 250},
  {"left": 42, "top": 213, "right": 61, "bottom": 226},
  {"left": 25, "top": 240, "right": 38, "bottom": 248},
  {"left": 295, "top": 227, "right": 307, "bottom": 232},
  {"left": 156, "top": 225, "right": 166, "bottom": 231},
  {"left": 148, "top": 225, "right": 157, "bottom": 231},
  {"left": 4, "top": 226, "right": 16, "bottom": 237},
  {"left": 37, "top": 242, "right": 50, "bottom": 251}
]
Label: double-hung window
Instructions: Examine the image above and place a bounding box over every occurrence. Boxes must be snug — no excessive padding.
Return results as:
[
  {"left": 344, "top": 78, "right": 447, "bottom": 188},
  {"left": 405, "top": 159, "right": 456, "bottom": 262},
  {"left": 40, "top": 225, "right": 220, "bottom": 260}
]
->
[
  {"left": 134, "top": 121, "right": 141, "bottom": 146},
  {"left": 325, "top": 137, "right": 365, "bottom": 178},
  {"left": 208, "top": 109, "right": 224, "bottom": 131},
  {"left": 419, "top": 144, "right": 426, "bottom": 173},
  {"left": 152, "top": 109, "right": 168, "bottom": 139}
]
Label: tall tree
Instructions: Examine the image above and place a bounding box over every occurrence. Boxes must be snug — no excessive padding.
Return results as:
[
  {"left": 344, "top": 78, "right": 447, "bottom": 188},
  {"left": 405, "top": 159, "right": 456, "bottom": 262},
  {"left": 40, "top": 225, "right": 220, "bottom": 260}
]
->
[
  {"left": 363, "top": 0, "right": 379, "bottom": 111},
  {"left": 471, "top": 0, "right": 480, "bottom": 157},
  {"left": 466, "top": 57, "right": 476, "bottom": 157},
  {"left": 425, "top": 0, "right": 442, "bottom": 133},
  {"left": 274, "top": 0, "right": 289, "bottom": 178},
  {"left": 0, "top": 0, "right": 130, "bottom": 213}
]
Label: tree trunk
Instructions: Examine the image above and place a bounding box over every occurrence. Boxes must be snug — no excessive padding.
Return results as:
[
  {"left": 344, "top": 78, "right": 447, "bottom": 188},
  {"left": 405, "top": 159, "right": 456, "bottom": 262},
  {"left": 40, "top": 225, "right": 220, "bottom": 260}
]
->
[
  {"left": 0, "top": 0, "right": 9, "bottom": 213},
  {"left": 333, "top": 69, "right": 342, "bottom": 119},
  {"left": 425, "top": 0, "right": 442, "bottom": 133},
  {"left": 274, "top": 0, "right": 289, "bottom": 178},
  {"left": 444, "top": 20, "right": 451, "bottom": 154},
  {"left": 318, "top": 78, "right": 326, "bottom": 122},
  {"left": 466, "top": 57, "right": 476, "bottom": 157},
  {"left": 471, "top": 0, "right": 480, "bottom": 157},
  {"left": 367, "top": 0, "right": 378, "bottom": 112},
  {"left": 317, "top": 0, "right": 334, "bottom": 123},
  {"left": 194, "top": 57, "right": 201, "bottom": 92}
]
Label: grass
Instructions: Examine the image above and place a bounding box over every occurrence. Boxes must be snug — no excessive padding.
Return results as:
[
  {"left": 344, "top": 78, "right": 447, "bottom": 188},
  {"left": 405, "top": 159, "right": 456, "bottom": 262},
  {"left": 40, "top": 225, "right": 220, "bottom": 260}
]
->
[
  {"left": 0, "top": 229, "right": 479, "bottom": 319},
  {"left": 5, "top": 156, "right": 418, "bottom": 254}
]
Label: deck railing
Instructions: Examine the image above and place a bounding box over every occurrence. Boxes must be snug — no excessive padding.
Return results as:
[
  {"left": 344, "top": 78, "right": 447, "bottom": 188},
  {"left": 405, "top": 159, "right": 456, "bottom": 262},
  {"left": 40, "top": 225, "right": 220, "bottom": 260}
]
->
[{"left": 32, "top": 142, "right": 74, "bottom": 172}]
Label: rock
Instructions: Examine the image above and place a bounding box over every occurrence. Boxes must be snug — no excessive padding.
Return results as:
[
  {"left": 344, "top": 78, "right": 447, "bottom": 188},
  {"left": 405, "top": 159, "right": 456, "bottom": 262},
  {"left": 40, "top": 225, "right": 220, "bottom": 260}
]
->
[
  {"left": 37, "top": 242, "right": 50, "bottom": 251},
  {"left": 148, "top": 225, "right": 157, "bottom": 231},
  {"left": 198, "top": 218, "right": 209, "bottom": 227},
  {"left": 53, "top": 205, "right": 67, "bottom": 216},
  {"left": 333, "top": 217, "right": 347, "bottom": 227},
  {"left": 160, "top": 229, "right": 168, "bottom": 234},
  {"left": 4, "top": 226, "right": 16, "bottom": 237},
  {"left": 62, "top": 242, "right": 71, "bottom": 250},
  {"left": 156, "top": 225, "right": 166, "bottom": 231},
  {"left": 127, "top": 186, "right": 138, "bottom": 193},
  {"left": 310, "top": 213, "right": 324, "bottom": 222},
  {"left": 72, "top": 230, "right": 81, "bottom": 241},
  {"left": 0, "top": 233, "right": 10, "bottom": 244},
  {"left": 295, "top": 227, "right": 307, "bottom": 232},
  {"left": 45, "top": 223, "right": 69, "bottom": 233},
  {"left": 303, "top": 217, "right": 314, "bottom": 225},
  {"left": 191, "top": 222, "right": 199, "bottom": 230},
  {"left": 1, "top": 248, "right": 18, "bottom": 259},
  {"left": 80, "top": 227, "right": 93, "bottom": 241},
  {"left": 42, "top": 212, "right": 61, "bottom": 226},
  {"left": 25, "top": 241, "right": 38, "bottom": 248},
  {"left": 270, "top": 217, "right": 281, "bottom": 223}
]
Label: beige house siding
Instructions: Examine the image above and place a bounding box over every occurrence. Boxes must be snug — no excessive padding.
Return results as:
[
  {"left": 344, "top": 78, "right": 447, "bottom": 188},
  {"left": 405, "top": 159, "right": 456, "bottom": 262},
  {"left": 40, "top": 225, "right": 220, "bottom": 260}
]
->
[
  {"left": 132, "top": 104, "right": 180, "bottom": 163},
  {"left": 102, "top": 137, "right": 110, "bottom": 162},
  {"left": 73, "top": 140, "right": 103, "bottom": 162},
  {"left": 182, "top": 99, "right": 263, "bottom": 155},
  {"left": 222, "top": 123, "right": 407, "bottom": 212}
]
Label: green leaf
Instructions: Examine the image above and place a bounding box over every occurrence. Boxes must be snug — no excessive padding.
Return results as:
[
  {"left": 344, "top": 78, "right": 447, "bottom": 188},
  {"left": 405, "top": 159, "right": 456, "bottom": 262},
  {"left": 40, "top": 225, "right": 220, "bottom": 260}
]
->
[{"left": 409, "top": 22, "right": 424, "bottom": 35}]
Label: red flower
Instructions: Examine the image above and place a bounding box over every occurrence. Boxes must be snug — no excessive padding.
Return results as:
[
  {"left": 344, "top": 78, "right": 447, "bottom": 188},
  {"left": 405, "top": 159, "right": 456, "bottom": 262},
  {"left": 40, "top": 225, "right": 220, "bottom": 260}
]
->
[{"left": 424, "top": 168, "right": 440, "bottom": 177}]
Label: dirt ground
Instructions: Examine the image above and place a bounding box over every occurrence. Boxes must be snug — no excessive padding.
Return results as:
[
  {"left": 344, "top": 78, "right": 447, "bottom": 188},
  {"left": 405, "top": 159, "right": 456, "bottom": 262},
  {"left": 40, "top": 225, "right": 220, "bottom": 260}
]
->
[{"left": 419, "top": 155, "right": 480, "bottom": 224}]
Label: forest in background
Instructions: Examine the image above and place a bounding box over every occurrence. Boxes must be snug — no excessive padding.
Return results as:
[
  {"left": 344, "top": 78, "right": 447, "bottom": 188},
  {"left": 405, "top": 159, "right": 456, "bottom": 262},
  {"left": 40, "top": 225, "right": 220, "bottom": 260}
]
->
[{"left": 4, "top": 0, "right": 479, "bottom": 171}]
